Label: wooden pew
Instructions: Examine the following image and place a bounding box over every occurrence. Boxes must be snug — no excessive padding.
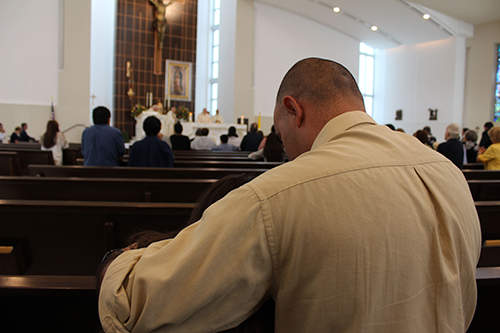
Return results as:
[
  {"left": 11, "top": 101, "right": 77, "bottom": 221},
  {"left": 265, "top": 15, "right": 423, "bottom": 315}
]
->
[
  {"left": 463, "top": 163, "right": 484, "bottom": 170},
  {"left": 0, "top": 152, "right": 23, "bottom": 176},
  {"left": 0, "top": 142, "right": 42, "bottom": 150},
  {"left": 174, "top": 155, "right": 253, "bottom": 161},
  {"left": 463, "top": 169, "right": 500, "bottom": 180},
  {"left": 174, "top": 160, "right": 282, "bottom": 169},
  {"left": 0, "top": 148, "right": 54, "bottom": 175},
  {"left": 0, "top": 200, "right": 194, "bottom": 332},
  {"left": 468, "top": 201, "right": 500, "bottom": 332},
  {"left": 0, "top": 176, "right": 216, "bottom": 203},
  {"left": 0, "top": 200, "right": 194, "bottom": 275},
  {"left": 468, "top": 180, "right": 500, "bottom": 201},
  {"left": 173, "top": 150, "right": 251, "bottom": 157},
  {"left": 29, "top": 165, "right": 268, "bottom": 179}
]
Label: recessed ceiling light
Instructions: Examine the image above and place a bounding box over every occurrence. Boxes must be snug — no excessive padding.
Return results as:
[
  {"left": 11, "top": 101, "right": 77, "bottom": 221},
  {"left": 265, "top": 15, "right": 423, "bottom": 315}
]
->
[
  {"left": 371, "top": 25, "right": 378, "bottom": 31},
  {"left": 333, "top": 7, "right": 340, "bottom": 13},
  {"left": 423, "top": 13, "right": 430, "bottom": 20}
]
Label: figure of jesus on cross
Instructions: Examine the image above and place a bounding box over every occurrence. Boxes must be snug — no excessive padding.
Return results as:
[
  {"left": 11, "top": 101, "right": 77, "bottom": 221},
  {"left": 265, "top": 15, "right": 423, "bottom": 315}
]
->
[{"left": 149, "top": 0, "right": 177, "bottom": 49}]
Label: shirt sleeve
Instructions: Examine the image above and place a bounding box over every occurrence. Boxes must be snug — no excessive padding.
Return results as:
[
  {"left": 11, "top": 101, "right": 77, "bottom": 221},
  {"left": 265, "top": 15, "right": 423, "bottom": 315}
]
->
[
  {"left": 99, "top": 185, "right": 274, "bottom": 332},
  {"left": 477, "top": 146, "right": 495, "bottom": 163}
]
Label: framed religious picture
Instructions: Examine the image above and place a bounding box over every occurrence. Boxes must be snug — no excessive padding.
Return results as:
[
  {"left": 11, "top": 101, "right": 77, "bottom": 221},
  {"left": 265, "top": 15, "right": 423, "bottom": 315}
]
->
[{"left": 165, "top": 60, "right": 192, "bottom": 102}]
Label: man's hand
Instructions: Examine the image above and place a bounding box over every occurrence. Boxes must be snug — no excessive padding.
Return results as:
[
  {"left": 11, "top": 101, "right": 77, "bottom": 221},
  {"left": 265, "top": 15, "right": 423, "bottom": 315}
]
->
[{"left": 157, "top": 132, "right": 164, "bottom": 140}]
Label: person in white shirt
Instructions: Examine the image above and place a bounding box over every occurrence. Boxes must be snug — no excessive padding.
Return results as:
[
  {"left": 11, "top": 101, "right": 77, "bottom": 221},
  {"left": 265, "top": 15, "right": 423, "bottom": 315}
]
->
[
  {"left": 0, "top": 123, "right": 6, "bottom": 143},
  {"left": 212, "top": 109, "right": 224, "bottom": 124},
  {"left": 196, "top": 108, "right": 212, "bottom": 123},
  {"left": 41, "top": 120, "right": 69, "bottom": 165},
  {"left": 191, "top": 127, "right": 216, "bottom": 150}
]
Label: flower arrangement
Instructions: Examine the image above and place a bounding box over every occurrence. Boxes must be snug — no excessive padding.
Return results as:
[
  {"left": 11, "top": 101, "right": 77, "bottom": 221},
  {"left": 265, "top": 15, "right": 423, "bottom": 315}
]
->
[
  {"left": 131, "top": 103, "right": 147, "bottom": 118},
  {"left": 175, "top": 105, "right": 190, "bottom": 121}
]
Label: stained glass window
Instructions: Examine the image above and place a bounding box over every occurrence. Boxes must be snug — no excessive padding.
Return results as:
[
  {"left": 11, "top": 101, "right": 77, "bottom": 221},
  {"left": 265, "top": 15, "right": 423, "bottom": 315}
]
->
[{"left": 495, "top": 44, "right": 500, "bottom": 122}]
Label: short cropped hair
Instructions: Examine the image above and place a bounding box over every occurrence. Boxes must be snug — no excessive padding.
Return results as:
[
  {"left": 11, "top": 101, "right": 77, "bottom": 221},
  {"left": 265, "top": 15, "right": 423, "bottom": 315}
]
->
[
  {"left": 488, "top": 126, "right": 500, "bottom": 143},
  {"left": 174, "top": 122, "right": 183, "bottom": 134},
  {"left": 446, "top": 123, "right": 460, "bottom": 139},
  {"left": 200, "top": 128, "right": 209, "bottom": 136},
  {"left": 249, "top": 123, "right": 258, "bottom": 133},
  {"left": 276, "top": 58, "right": 364, "bottom": 111},
  {"left": 220, "top": 134, "right": 229, "bottom": 143},
  {"left": 93, "top": 106, "right": 111, "bottom": 125},
  {"left": 143, "top": 116, "right": 161, "bottom": 136},
  {"left": 485, "top": 122, "right": 494, "bottom": 130}
]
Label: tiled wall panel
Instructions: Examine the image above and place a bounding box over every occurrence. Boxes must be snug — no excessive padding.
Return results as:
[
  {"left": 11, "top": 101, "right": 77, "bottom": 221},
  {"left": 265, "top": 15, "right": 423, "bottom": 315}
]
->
[{"left": 114, "top": 0, "right": 197, "bottom": 136}]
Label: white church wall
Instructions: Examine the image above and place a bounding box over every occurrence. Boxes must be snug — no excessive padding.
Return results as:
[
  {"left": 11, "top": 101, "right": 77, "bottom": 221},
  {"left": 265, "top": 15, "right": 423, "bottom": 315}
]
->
[
  {"left": 252, "top": 2, "right": 360, "bottom": 127},
  {"left": 0, "top": 0, "right": 59, "bottom": 141},
  {"left": 0, "top": 0, "right": 91, "bottom": 143},
  {"left": 464, "top": 20, "right": 500, "bottom": 129},
  {"left": 376, "top": 37, "right": 466, "bottom": 141}
]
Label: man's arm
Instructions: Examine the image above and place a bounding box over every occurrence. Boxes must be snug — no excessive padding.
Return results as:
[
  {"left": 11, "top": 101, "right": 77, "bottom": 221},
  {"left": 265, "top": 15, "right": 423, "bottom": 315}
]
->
[{"left": 99, "top": 185, "right": 273, "bottom": 332}]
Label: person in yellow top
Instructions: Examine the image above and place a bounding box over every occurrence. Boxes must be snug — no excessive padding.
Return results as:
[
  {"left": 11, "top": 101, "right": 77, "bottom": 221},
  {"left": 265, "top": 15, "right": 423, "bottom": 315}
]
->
[{"left": 477, "top": 126, "right": 500, "bottom": 169}]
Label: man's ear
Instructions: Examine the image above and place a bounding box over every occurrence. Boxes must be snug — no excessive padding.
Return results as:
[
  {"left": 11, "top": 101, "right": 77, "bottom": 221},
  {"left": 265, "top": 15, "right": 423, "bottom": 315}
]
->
[{"left": 283, "top": 96, "right": 305, "bottom": 128}]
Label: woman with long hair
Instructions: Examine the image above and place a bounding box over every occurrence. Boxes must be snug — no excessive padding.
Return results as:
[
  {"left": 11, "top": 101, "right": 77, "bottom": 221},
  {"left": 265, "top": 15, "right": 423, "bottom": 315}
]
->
[{"left": 41, "top": 120, "right": 68, "bottom": 165}]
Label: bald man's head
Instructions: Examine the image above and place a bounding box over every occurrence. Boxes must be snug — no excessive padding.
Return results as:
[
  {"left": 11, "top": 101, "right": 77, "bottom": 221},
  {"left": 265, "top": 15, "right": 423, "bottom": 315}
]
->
[{"left": 276, "top": 58, "right": 365, "bottom": 118}]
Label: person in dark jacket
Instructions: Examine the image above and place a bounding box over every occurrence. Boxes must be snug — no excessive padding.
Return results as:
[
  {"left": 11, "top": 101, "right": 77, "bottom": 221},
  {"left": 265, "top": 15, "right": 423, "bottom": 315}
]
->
[
  {"left": 437, "top": 123, "right": 464, "bottom": 169},
  {"left": 170, "top": 122, "right": 191, "bottom": 151},
  {"left": 240, "top": 122, "right": 263, "bottom": 151},
  {"left": 479, "top": 121, "right": 494, "bottom": 149},
  {"left": 128, "top": 116, "right": 174, "bottom": 167}
]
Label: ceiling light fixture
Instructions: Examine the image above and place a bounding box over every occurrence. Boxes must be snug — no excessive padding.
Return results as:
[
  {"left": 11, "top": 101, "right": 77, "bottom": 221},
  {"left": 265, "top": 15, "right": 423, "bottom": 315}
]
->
[
  {"left": 371, "top": 25, "right": 378, "bottom": 31},
  {"left": 333, "top": 7, "right": 340, "bottom": 13},
  {"left": 423, "top": 13, "right": 430, "bottom": 20}
]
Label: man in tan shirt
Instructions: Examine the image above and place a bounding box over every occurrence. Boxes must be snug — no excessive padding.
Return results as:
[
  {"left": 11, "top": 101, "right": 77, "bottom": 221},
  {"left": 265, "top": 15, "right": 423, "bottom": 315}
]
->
[{"left": 99, "top": 58, "right": 481, "bottom": 332}]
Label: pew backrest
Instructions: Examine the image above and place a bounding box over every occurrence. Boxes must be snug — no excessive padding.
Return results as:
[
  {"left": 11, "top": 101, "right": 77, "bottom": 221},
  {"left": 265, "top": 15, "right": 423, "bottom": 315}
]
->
[
  {"left": 0, "top": 176, "right": 216, "bottom": 203},
  {"left": 0, "top": 152, "right": 23, "bottom": 176},
  {"left": 468, "top": 180, "right": 500, "bottom": 201},
  {"left": 0, "top": 199, "right": 194, "bottom": 275},
  {"left": 463, "top": 169, "right": 500, "bottom": 180},
  {"left": 28, "top": 165, "right": 268, "bottom": 179}
]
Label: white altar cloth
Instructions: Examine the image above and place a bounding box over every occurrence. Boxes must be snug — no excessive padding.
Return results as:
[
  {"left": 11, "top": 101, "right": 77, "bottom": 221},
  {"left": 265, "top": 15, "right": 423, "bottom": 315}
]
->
[{"left": 132, "top": 111, "right": 247, "bottom": 146}]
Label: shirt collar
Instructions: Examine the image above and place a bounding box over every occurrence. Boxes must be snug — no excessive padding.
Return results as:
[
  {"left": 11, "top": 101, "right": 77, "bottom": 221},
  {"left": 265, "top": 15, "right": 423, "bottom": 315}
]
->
[{"left": 311, "top": 111, "right": 377, "bottom": 151}]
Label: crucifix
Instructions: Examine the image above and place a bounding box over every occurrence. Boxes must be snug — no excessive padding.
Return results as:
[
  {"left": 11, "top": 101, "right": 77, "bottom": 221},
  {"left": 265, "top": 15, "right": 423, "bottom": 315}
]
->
[
  {"left": 150, "top": 0, "right": 178, "bottom": 74},
  {"left": 91, "top": 94, "right": 97, "bottom": 107}
]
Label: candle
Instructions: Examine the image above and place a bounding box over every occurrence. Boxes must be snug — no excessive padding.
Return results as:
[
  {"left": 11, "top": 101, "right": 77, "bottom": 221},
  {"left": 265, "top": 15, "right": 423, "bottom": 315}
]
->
[
  {"left": 189, "top": 112, "right": 193, "bottom": 122},
  {"left": 149, "top": 92, "right": 153, "bottom": 107}
]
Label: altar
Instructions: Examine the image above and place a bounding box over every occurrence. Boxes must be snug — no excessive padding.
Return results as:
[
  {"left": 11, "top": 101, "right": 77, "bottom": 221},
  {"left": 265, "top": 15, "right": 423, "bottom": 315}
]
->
[
  {"left": 132, "top": 110, "right": 247, "bottom": 146},
  {"left": 180, "top": 122, "right": 247, "bottom": 145}
]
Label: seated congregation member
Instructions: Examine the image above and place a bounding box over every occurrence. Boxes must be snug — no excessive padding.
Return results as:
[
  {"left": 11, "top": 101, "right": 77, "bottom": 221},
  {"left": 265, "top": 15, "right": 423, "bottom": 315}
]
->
[
  {"left": 81, "top": 106, "right": 125, "bottom": 166},
  {"left": 41, "top": 120, "right": 68, "bottom": 166},
  {"left": 191, "top": 127, "right": 215, "bottom": 150},
  {"left": 99, "top": 58, "right": 480, "bottom": 332},
  {"left": 227, "top": 126, "right": 241, "bottom": 148},
  {"left": 212, "top": 134, "right": 238, "bottom": 151},
  {"left": 414, "top": 130, "right": 433, "bottom": 148},
  {"left": 10, "top": 126, "right": 22, "bottom": 143},
  {"left": 463, "top": 129, "right": 479, "bottom": 164},
  {"left": 479, "top": 121, "right": 494, "bottom": 149},
  {"left": 263, "top": 130, "right": 285, "bottom": 162},
  {"left": 436, "top": 123, "right": 464, "bottom": 169},
  {"left": 240, "top": 122, "right": 263, "bottom": 151},
  {"left": 477, "top": 126, "right": 500, "bottom": 170},
  {"left": 128, "top": 116, "right": 174, "bottom": 168},
  {"left": 169, "top": 122, "right": 191, "bottom": 150},
  {"left": 19, "top": 122, "right": 38, "bottom": 142},
  {"left": 423, "top": 126, "right": 437, "bottom": 148},
  {"left": 0, "top": 123, "right": 6, "bottom": 143}
]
